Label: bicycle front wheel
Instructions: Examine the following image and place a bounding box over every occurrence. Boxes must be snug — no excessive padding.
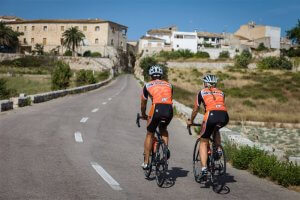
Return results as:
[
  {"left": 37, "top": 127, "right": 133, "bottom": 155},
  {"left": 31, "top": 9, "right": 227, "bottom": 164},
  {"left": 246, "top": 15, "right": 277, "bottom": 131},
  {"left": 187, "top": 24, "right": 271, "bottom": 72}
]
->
[
  {"left": 155, "top": 142, "right": 168, "bottom": 187},
  {"left": 193, "top": 138, "right": 202, "bottom": 183}
]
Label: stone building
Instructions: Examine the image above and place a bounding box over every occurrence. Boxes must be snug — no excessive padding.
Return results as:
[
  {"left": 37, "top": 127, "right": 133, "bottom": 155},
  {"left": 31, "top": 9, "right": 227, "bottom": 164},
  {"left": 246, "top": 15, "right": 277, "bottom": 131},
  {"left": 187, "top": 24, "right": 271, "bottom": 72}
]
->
[
  {"left": 5, "top": 18, "right": 127, "bottom": 55},
  {"left": 234, "top": 21, "right": 281, "bottom": 49}
]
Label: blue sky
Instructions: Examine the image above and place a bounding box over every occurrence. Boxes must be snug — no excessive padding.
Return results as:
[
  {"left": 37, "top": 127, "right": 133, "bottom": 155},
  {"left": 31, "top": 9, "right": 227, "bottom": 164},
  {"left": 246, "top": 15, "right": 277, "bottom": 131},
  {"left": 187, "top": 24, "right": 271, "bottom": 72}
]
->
[{"left": 1, "top": 0, "right": 299, "bottom": 40}]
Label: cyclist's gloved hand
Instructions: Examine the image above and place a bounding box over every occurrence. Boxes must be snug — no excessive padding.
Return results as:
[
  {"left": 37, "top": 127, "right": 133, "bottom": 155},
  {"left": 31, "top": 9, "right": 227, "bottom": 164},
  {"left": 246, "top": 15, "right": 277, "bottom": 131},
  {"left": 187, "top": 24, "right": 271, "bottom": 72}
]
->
[
  {"left": 141, "top": 114, "right": 148, "bottom": 120},
  {"left": 187, "top": 119, "right": 192, "bottom": 126}
]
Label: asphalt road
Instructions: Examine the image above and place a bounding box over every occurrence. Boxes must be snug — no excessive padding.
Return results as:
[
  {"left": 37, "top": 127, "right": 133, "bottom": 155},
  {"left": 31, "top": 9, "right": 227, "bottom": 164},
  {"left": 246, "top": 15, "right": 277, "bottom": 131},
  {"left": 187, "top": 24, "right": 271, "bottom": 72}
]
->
[{"left": 0, "top": 74, "right": 299, "bottom": 200}]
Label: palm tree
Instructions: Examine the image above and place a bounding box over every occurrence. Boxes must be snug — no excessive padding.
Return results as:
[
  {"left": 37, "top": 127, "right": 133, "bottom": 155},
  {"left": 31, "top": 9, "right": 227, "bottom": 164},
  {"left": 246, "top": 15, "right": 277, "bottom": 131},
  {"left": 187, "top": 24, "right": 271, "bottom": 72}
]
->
[
  {"left": 62, "top": 27, "right": 85, "bottom": 56},
  {"left": 0, "top": 22, "right": 23, "bottom": 52}
]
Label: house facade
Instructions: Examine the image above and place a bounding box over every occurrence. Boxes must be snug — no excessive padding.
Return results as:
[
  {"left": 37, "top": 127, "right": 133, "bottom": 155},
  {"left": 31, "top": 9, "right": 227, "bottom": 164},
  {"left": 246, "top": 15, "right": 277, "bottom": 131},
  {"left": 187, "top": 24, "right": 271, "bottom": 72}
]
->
[
  {"left": 197, "top": 31, "right": 224, "bottom": 49},
  {"left": 5, "top": 18, "right": 127, "bottom": 55},
  {"left": 171, "top": 31, "right": 198, "bottom": 53},
  {"left": 234, "top": 22, "right": 281, "bottom": 49}
]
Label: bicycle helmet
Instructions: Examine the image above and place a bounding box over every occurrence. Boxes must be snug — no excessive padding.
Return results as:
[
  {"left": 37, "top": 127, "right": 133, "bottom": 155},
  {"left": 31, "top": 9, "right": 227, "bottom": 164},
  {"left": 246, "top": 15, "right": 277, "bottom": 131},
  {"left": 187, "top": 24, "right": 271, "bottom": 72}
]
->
[
  {"left": 149, "top": 65, "right": 163, "bottom": 77},
  {"left": 202, "top": 74, "right": 218, "bottom": 87}
]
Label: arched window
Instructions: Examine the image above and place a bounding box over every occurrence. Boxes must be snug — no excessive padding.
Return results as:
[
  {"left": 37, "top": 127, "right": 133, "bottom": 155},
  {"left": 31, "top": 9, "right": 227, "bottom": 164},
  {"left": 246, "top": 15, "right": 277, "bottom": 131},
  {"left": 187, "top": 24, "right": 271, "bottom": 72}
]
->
[{"left": 95, "top": 26, "right": 100, "bottom": 31}]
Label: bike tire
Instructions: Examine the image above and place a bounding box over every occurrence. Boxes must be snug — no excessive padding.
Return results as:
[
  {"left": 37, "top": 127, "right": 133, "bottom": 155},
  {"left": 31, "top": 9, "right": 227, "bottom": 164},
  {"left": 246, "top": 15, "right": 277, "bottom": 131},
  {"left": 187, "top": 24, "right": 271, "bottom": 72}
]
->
[
  {"left": 155, "top": 142, "right": 168, "bottom": 187},
  {"left": 193, "top": 138, "right": 202, "bottom": 183},
  {"left": 211, "top": 145, "right": 226, "bottom": 193}
]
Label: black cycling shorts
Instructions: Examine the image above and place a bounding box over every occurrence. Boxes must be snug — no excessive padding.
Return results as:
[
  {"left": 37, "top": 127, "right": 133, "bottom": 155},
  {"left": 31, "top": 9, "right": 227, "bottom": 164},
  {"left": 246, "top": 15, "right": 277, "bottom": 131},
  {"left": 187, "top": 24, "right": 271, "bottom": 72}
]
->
[
  {"left": 147, "top": 104, "right": 173, "bottom": 133},
  {"left": 200, "top": 110, "right": 229, "bottom": 139}
]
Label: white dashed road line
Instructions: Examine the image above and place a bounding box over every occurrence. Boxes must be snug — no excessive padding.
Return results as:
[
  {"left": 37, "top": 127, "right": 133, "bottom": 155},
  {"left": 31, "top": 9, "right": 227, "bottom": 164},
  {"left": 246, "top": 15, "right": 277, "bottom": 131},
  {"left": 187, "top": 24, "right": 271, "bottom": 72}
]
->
[
  {"left": 92, "top": 108, "right": 99, "bottom": 113},
  {"left": 80, "top": 117, "right": 89, "bottom": 123},
  {"left": 91, "top": 162, "right": 122, "bottom": 191},
  {"left": 102, "top": 102, "right": 107, "bottom": 105},
  {"left": 108, "top": 98, "right": 112, "bottom": 101},
  {"left": 74, "top": 132, "right": 83, "bottom": 143}
]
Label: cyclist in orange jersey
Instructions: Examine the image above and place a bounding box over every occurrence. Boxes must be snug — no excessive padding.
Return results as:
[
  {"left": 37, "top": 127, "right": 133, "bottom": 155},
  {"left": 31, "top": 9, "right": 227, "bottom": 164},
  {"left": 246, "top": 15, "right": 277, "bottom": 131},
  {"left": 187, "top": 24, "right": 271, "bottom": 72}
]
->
[
  {"left": 140, "top": 65, "right": 173, "bottom": 170},
  {"left": 187, "top": 74, "right": 229, "bottom": 178}
]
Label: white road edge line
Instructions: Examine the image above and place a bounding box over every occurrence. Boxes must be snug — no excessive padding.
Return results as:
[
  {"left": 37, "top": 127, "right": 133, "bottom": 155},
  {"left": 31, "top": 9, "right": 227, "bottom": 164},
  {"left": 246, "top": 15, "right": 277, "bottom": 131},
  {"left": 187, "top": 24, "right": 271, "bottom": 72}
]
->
[
  {"left": 91, "top": 162, "right": 122, "bottom": 191},
  {"left": 92, "top": 108, "right": 99, "bottom": 113},
  {"left": 108, "top": 98, "right": 112, "bottom": 101},
  {"left": 74, "top": 132, "right": 83, "bottom": 143},
  {"left": 80, "top": 117, "right": 89, "bottom": 123},
  {"left": 102, "top": 102, "right": 107, "bottom": 105}
]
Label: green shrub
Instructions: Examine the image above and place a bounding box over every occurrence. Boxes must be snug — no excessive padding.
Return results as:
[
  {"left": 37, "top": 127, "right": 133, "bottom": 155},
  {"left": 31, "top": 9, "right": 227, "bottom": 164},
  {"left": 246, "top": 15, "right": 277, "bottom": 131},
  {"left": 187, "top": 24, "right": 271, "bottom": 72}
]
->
[
  {"left": 235, "top": 50, "right": 252, "bottom": 68},
  {"left": 270, "top": 161, "right": 300, "bottom": 187},
  {"left": 194, "top": 51, "right": 210, "bottom": 58},
  {"left": 76, "top": 69, "right": 97, "bottom": 86},
  {"left": 91, "top": 52, "right": 101, "bottom": 57},
  {"left": 281, "top": 47, "right": 300, "bottom": 57},
  {"left": 96, "top": 70, "right": 110, "bottom": 81},
  {"left": 249, "top": 154, "right": 277, "bottom": 177},
  {"left": 0, "top": 78, "right": 10, "bottom": 99},
  {"left": 0, "top": 56, "right": 57, "bottom": 69},
  {"left": 63, "top": 50, "right": 72, "bottom": 56},
  {"left": 243, "top": 100, "right": 256, "bottom": 107},
  {"left": 219, "top": 51, "right": 230, "bottom": 59},
  {"left": 232, "top": 145, "right": 264, "bottom": 170},
  {"left": 256, "top": 43, "right": 267, "bottom": 51},
  {"left": 83, "top": 50, "right": 92, "bottom": 57},
  {"left": 139, "top": 56, "right": 168, "bottom": 81},
  {"left": 224, "top": 142, "right": 300, "bottom": 187},
  {"left": 257, "top": 56, "right": 292, "bottom": 70},
  {"left": 51, "top": 61, "right": 72, "bottom": 90},
  {"left": 85, "top": 70, "right": 96, "bottom": 84}
]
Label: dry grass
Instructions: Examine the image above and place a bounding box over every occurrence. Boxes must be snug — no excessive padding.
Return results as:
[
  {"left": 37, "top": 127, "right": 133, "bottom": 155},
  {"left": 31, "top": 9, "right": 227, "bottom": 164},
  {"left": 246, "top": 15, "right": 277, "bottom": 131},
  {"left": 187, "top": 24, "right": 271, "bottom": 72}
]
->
[{"left": 168, "top": 67, "right": 300, "bottom": 123}]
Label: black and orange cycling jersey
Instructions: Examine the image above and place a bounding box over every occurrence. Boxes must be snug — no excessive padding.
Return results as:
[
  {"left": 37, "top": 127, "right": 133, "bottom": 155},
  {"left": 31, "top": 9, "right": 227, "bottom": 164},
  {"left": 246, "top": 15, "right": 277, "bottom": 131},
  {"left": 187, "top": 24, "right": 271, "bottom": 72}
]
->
[
  {"left": 141, "top": 79, "right": 173, "bottom": 133},
  {"left": 195, "top": 87, "right": 228, "bottom": 138},
  {"left": 195, "top": 87, "right": 227, "bottom": 113},
  {"left": 141, "top": 80, "right": 173, "bottom": 105}
]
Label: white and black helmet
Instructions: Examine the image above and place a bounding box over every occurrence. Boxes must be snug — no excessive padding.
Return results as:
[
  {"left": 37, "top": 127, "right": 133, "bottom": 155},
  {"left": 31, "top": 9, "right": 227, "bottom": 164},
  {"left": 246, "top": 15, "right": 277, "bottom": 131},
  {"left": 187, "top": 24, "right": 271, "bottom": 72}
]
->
[
  {"left": 149, "top": 65, "right": 163, "bottom": 76},
  {"left": 202, "top": 74, "right": 218, "bottom": 86}
]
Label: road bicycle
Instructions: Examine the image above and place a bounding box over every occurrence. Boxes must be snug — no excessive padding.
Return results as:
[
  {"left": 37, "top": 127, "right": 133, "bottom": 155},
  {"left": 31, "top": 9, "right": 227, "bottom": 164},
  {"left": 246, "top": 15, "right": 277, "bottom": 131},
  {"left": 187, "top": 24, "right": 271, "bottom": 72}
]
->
[
  {"left": 136, "top": 113, "right": 169, "bottom": 187},
  {"left": 187, "top": 123, "right": 226, "bottom": 193}
]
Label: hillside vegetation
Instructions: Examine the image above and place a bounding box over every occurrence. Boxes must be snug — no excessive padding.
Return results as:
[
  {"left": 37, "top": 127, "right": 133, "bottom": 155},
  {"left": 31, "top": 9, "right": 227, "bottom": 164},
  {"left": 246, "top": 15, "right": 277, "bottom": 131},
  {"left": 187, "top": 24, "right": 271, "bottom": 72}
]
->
[{"left": 168, "top": 67, "right": 300, "bottom": 123}]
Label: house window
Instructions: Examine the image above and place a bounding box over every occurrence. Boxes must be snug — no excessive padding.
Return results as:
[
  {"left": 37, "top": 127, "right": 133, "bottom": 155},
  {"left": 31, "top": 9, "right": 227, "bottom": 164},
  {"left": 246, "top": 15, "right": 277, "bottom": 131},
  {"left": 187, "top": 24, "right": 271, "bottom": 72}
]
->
[
  {"left": 31, "top": 38, "right": 34, "bottom": 44},
  {"left": 23, "top": 38, "right": 27, "bottom": 44},
  {"left": 175, "top": 34, "right": 183, "bottom": 39},
  {"left": 211, "top": 38, "right": 215, "bottom": 42},
  {"left": 112, "top": 27, "right": 115, "bottom": 33},
  {"left": 184, "top": 35, "right": 196, "bottom": 39},
  {"left": 24, "top": 26, "right": 27, "bottom": 31},
  {"left": 111, "top": 39, "right": 114, "bottom": 45},
  {"left": 120, "top": 41, "right": 123, "bottom": 46},
  {"left": 43, "top": 26, "right": 47, "bottom": 31},
  {"left": 43, "top": 38, "right": 47, "bottom": 45},
  {"left": 177, "top": 45, "right": 179, "bottom": 47},
  {"left": 95, "top": 38, "right": 99, "bottom": 44},
  {"left": 75, "top": 26, "right": 79, "bottom": 29},
  {"left": 17, "top": 26, "right": 19, "bottom": 31},
  {"left": 32, "top": 26, "right": 35, "bottom": 31},
  {"left": 83, "top": 26, "right": 87, "bottom": 31},
  {"left": 60, "top": 38, "right": 64, "bottom": 45},
  {"left": 95, "top": 26, "right": 100, "bottom": 31},
  {"left": 204, "top": 37, "right": 209, "bottom": 41},
  {"left": 61, "top": 26, "right": 64, "bottom": 31}
]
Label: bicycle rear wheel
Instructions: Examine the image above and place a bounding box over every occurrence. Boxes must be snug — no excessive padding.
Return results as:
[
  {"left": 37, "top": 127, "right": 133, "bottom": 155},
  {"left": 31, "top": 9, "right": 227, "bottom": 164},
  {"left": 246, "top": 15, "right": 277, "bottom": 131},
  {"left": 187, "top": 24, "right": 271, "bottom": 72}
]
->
[
  {"left": 155, "top": 142, "right": 168, "bottom": 187},
  {"left": 193, "top": 138, "right": 202, "bottom": 183}
]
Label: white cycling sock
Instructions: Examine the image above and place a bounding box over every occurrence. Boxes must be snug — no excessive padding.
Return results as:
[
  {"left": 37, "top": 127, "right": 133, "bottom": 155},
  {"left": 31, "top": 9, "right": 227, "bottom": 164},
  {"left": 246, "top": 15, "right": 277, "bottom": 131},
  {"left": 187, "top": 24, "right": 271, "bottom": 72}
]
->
[{"left": 201, "top": 167, "right": 207, "bottom": 171}]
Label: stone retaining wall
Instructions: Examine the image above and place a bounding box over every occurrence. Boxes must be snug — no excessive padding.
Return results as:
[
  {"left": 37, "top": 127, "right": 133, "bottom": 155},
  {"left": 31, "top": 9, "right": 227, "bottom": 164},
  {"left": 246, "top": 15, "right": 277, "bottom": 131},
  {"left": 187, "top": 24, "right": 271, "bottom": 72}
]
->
[
  {"left": 0, "top": 100, "right": 13, "bottom": 112},
  {"left": 167, "top": 61, "right": 234, "bottom": 69}
]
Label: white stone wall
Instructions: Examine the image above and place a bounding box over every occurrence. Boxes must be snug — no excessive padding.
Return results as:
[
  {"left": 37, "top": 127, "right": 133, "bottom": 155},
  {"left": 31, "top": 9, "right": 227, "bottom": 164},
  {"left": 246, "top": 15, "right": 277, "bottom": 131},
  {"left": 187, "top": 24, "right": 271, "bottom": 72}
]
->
[
  {"left": 167, "top": 61, "right": 234, "bottom": 69},
  {"left": 198, "top": 47, "right": 237, "bottom": 59},
  {"left": 265, "top": 26, "right": 281, "bottom": 49}
]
